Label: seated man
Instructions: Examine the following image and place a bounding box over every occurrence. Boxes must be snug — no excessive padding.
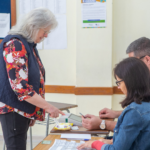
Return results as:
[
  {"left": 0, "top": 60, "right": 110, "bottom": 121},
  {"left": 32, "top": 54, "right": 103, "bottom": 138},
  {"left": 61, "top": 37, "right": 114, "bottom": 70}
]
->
[{"left": 82, "top": 37, "right": 150, "bottom": 131}]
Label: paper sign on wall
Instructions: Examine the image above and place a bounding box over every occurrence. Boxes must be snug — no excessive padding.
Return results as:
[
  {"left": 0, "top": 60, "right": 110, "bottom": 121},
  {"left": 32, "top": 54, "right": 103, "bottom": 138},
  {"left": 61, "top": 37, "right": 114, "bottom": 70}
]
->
[
  {"left": 0, "top": 13, "right": 10, "bottom": 38},
  {"left": 81, "top": 0, "right": 106, "bottom": 28},
  {"left": 19, "top": 0, "right": 67, "bottom": 50}
]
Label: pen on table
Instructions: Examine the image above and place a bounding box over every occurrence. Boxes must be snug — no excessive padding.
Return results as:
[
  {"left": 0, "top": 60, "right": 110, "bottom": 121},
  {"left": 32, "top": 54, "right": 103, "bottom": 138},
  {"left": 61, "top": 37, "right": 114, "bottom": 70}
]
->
[{"left": 67, "top": 138, "right": 89, "bottom": 141}]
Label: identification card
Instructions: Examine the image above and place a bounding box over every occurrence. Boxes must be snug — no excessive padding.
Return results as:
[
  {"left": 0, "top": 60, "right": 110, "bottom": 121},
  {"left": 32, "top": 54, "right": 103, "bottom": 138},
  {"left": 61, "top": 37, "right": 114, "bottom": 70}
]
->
[{"left": 41, "top": 140, "right": 52, "bottom": 144}]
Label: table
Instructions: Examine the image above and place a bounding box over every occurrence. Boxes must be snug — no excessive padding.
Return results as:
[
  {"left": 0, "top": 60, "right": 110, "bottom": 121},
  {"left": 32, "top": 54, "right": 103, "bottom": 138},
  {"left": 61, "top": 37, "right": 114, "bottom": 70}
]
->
[
  {"left": 47, "top": 101, "right": 78, "bottom": 111},
  {"left": 51, "top": 126, "right": 110, "bottom": 135},
  {"left": 45, "top": 101, "right": 78, "bottom": 136},
  {"left": 50, "top": 118, "right": 113, "bottom": 136},
  {"left": 35, "top": 101, "right": 78, "bottom": 137},
  {"left": 30, "top": 101, "right": 78, "bottom": 150},
  {"left": 33, "top": 134, "right": 102, "bottom": 150}
]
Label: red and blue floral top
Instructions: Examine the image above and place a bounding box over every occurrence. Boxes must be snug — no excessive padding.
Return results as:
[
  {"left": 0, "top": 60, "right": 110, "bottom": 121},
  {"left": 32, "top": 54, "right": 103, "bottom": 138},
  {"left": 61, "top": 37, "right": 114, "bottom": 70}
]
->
[{"left": 0, "top": 38, "right": 45, "bottom": 121}]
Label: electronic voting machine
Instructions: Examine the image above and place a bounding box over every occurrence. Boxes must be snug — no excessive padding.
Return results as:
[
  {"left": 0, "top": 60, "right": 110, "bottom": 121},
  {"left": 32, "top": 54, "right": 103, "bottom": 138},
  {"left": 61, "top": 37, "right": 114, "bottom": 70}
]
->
[{"left": 58, "top": 113, "right": 82, "bottom": 126}]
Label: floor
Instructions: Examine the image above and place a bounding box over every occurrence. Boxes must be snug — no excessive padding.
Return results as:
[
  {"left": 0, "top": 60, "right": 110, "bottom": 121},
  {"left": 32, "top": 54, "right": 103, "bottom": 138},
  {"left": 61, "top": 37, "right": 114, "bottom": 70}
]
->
[{"left": 0, "top": 134, "right": 45, "bottom": 150}]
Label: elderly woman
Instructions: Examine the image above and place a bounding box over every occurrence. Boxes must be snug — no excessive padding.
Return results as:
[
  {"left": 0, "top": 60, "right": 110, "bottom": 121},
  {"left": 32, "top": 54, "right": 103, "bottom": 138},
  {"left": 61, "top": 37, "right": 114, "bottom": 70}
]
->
[
  {"left": 78, "top": 57, "right": 150, "bottom": 150},
  {"left": 0, "top": 8, "right": 64, "bottom": 150}
]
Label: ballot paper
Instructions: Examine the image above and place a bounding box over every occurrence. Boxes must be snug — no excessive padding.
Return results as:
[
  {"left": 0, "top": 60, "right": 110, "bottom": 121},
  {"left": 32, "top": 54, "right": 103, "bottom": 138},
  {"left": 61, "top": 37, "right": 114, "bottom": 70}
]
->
[
  {"left": 0, "top": 13, "right": 10, "bottom": 38},
  {"left": 49, "top": 139, "right": 85, "bottom": 150},
  {"left": 71, "top": 126, "right": 79, "bottom": 130}
]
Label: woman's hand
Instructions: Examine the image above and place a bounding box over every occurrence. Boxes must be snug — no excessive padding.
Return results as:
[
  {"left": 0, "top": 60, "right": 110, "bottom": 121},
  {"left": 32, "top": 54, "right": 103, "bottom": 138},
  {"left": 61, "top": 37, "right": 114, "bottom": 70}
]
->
[
  {"left": 99, "top": 138, "right": 113, "bottom": 144},
  {"left": 82, "top": 114, "right": 101, "bottom": 130},
  {"left": 99, "top": 108, "right": 122, "bottom": 119},
  {"left": 77, "top": 141, "right": 94, "bottom": 150},
  {"left": 25, "top": 93, "right": 65, "bottom": 118},
  {"left": 45, "top": 104, "right": 65, "bottom": 118},
  {"left": 29, "top": 120, "right": 36, "bottom": 126}
]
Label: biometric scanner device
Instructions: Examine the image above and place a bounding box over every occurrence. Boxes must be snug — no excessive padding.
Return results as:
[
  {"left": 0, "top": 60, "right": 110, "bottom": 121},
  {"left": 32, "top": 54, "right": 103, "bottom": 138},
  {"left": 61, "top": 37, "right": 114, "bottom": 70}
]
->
[{"left": 58, "top": 113, "right": 82, "bottom": 126}]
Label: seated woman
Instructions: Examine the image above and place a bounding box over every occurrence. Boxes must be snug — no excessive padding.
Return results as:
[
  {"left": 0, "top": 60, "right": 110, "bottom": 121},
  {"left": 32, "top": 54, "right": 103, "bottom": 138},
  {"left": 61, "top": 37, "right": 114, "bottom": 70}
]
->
[{"left": 78, "top": 57, "right": 150, "bottom": 150}]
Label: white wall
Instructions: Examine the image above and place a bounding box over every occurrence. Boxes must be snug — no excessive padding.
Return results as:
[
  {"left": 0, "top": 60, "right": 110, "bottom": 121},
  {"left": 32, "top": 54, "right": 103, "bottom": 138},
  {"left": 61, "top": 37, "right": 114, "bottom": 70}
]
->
[
  {"left": 38, "top": 0, "right": 77, "bottom": 86},
  {"left": 112, "top": 0, "right": 150, "bottom": 110},
  {"left": 76, "top": 0, "right": 113, "bottom": 87},
  {"left": 75, "top": 0, "right": 113, "bottom": 124}
]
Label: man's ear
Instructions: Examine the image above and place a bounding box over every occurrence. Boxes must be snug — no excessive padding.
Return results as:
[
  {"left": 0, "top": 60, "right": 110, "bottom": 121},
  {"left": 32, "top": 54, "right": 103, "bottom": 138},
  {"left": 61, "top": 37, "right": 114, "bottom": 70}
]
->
[{"left": 145, "top": 56, "right": 150, "bottom": 64}]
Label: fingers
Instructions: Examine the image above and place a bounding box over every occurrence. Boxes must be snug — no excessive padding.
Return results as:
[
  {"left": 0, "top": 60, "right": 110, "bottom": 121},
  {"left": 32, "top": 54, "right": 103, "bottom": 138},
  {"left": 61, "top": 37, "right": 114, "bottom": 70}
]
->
[
  {"left": 29, "top": 120, "right": 33, "bottom": 126},
  {"left": 82, "top": 121, "right": 90, "bottom": 129},
  {"left": 48, "top": 107, "right": 63, "bottom": 118},
  {"left": 51, "top": 110, "right": 65, "bottom": 118},
  {"left": 77, "top": 141, "right": 93, "bottom": 150},
  {"left": 82, "top": 117, "right": 90, "bottom": 124},
  {"left": 99, "top": 113, "right": 109, "bottom": 119},
  {"left": 99, "top": 108, "right": 107, "bottom": 115},
  {"left": 77, "top": 143, "right": 86, "bottom": 150},
  {"left": 84, "top": 114, "right": 94, "bottom": 118},
  {"left": 29, "top": 120, "right": 36, "bottom": 126},
  {"left": 99, "top": 108, "right": 110, "bottom": 119},
  {"left": 49, "top": 113, "right": 59, "bottom": 118},
  {"left": 82, "top": 117, "right": 92, "bottom": 130},
  {"left": 59, "top": 110, "right": 65, "bottom": 115},
  {"left": 99, "top": 138, "right": 105, "bottom": 142},
  {"left": 99, "top": 139, "right": 113, "bottom": 144}
]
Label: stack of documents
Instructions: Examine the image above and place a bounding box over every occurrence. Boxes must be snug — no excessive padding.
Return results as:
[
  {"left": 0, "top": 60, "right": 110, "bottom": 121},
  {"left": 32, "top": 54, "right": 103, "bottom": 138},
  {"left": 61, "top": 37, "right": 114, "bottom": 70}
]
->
[
  {"left": 49, "top": 139, "right": 84, "bottom": 150},
  {"left": 49, "top": 139, "right": 96, "bottom": 150}
]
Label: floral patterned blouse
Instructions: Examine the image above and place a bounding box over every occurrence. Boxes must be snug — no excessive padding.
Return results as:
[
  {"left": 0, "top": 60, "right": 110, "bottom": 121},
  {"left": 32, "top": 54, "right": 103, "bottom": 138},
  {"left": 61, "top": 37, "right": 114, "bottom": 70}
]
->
[{"left": 0, "top": 38, "right": 45, "bottom": 121}]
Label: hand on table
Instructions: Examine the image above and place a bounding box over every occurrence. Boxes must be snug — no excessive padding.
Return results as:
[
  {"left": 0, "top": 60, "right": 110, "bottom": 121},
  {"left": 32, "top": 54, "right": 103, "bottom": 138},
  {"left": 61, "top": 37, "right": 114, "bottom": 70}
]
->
[
  {"left": 99, "top": 108, "right": 118, "bottom": 119},
  {"left": 82, "top": 114, "right": 101, "bottom": 130},
  {"left": 77, "top": 141, "right": 94, "bottom": 150}
]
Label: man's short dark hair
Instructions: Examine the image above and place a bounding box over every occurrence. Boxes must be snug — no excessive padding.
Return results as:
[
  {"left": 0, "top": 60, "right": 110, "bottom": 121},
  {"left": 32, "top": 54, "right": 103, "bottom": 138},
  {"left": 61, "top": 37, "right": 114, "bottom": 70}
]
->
[
  {"left": 114, "top": 57, "right": 150, "bottom": 108},
  {"left": 126, "top": 37, "right": 150, "bottom": 57}
]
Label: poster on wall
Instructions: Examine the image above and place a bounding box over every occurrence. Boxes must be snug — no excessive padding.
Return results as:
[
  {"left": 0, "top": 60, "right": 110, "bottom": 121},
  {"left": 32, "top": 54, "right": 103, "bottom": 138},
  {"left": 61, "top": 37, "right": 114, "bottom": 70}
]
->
[
  {"left": 0, "top": 13, "right": 10, "bottom": 38},
  {"left": 44, "top": 15, "right": 67, "bottom": 50},
  {"left": 81, "top": 0, "right": 106, "bottom": 28},
  {"left": 19, "top": 0, "right": 67, "bottom": 50}
]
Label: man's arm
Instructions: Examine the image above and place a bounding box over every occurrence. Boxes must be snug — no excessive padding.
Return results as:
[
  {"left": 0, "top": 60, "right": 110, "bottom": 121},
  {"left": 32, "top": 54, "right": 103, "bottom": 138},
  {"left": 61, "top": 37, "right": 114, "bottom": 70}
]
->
[
  {"left": 99, "top": 108, "right": 123, "bottom": 119},
  {"left": 82, "top": 114, "right": 117, "bottom": 132},
  {"left": 105, "top": 120, "right": 117, "bottom": 131}
]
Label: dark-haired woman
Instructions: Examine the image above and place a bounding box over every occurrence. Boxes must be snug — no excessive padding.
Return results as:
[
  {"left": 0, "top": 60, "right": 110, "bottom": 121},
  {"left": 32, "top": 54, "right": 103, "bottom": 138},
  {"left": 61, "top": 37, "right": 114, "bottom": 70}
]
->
[{"left": 78, "top": 57, "right": 150, "bottom": 150}]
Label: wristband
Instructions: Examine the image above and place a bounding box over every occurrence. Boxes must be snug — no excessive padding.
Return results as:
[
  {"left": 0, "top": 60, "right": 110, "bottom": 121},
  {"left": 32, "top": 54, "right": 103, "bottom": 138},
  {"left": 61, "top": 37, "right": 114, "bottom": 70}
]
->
[{"left": 92, "top": 141, "right": 105, "bottom": 150}]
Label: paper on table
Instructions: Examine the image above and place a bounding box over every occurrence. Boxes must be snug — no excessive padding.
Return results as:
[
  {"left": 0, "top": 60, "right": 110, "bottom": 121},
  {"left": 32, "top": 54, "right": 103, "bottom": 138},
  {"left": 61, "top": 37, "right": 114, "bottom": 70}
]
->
[
  {"left": 49, "top": 139, "right": 85, "bottom": 150},
  {"left": 0, "top": 13, "right": 10, "bottom": 38},
  {"left": 44, "top": 15, "right": 67, "bottom": 50},
  {"left": 61, "top": 134, "right": 91, "bottom": 139},
  {"left": 71, "top": 126, "right": 79, "bottom": 130}
]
